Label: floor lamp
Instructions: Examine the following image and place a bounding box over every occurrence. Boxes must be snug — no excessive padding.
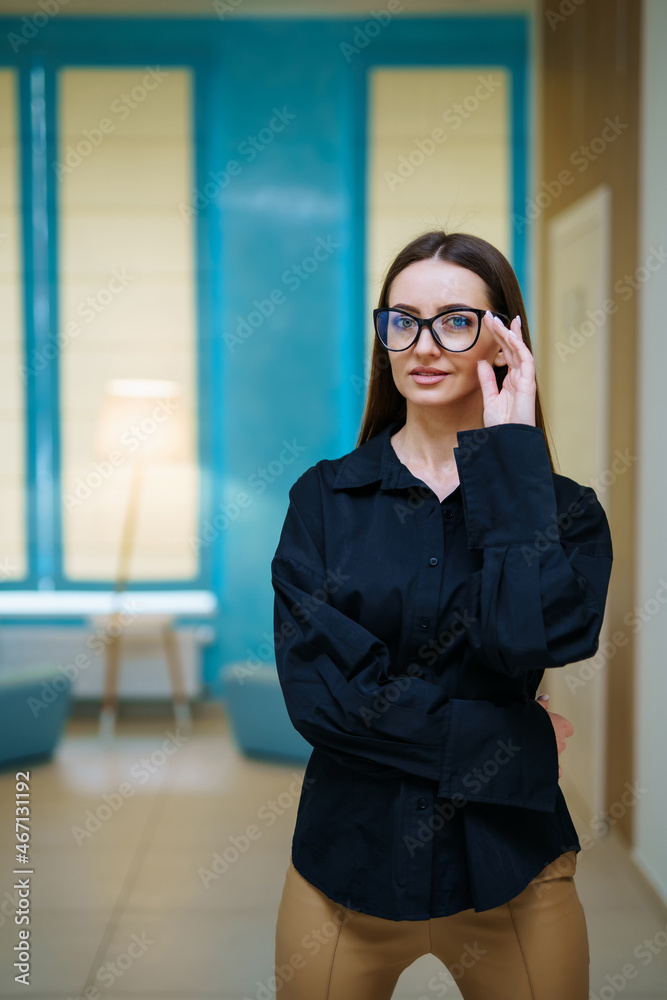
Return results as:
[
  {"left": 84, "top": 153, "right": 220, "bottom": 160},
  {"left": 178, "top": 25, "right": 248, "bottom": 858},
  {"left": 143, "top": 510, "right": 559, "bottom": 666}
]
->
[{"left": 93, "top": 378, "right": 191, "bottom": 740}]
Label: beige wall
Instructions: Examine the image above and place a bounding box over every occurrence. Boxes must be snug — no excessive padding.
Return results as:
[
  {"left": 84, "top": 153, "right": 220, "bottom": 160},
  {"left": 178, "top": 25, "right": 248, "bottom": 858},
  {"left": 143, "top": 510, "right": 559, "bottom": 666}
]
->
[
  {"left": 366, "top": 66, "right": 510, "bottom": 359},
  {"left": 58, "top": 67, "right": 199, "bottom": 581},
  {"left": 633, "top": 0, "right": 667, "bottom": 909},
  {"left": 543, "top": 184, "right": 612, "bottom": 818}
]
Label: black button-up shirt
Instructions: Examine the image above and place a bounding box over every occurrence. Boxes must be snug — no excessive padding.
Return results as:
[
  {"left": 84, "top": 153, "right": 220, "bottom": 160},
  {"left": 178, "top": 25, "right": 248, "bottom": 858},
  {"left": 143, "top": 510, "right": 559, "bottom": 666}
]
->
[{"left": 270, "top": 420, "right": 613, "bottom": 920}]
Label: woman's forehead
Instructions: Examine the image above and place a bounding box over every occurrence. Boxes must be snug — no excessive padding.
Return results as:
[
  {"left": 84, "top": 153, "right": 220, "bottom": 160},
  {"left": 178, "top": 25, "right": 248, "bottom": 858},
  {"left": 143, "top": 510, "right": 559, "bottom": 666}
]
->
[{"left": 389, "top": 259, "right": 489, "bottom": 306}]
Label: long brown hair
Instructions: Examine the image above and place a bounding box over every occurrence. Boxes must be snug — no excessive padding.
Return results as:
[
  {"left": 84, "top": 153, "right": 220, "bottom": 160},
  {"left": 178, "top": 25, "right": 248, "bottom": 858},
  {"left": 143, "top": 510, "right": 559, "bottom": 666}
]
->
[{"left": 356, "top": 229, "right": 557, "bottom": 472}]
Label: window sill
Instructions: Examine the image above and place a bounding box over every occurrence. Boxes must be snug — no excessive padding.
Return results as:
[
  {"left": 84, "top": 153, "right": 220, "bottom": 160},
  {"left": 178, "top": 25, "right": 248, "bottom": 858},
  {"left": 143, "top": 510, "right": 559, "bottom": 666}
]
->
[{"left": 0, "top": 590, "right": 217, "bottom": 617}]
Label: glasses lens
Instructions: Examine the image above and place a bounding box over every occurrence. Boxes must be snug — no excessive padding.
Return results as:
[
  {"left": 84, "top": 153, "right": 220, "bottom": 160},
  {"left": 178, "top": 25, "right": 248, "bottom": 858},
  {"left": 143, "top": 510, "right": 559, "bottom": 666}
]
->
[
  {"left": 432, "top": 310, "right": 479, "bottom": 351},
  {"left": 376, "top": 310, "right": 419, "bottom": 350}
]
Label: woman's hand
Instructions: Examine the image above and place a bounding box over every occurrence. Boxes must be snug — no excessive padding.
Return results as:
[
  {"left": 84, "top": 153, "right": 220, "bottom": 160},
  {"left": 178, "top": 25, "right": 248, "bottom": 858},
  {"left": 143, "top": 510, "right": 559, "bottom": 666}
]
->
[
  {"left": 536, "top": 693, "right": 574, "bottom": 779},
  {"left": 477, "top": 312, "right": 536, "bottom": 428}
]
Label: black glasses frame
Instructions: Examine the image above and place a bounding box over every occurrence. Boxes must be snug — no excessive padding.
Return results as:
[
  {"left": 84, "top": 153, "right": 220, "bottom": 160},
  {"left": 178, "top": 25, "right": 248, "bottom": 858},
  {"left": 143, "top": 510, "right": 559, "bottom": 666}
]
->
[{"left": 373, "top": 306, "right": 511, "bottom": 353}]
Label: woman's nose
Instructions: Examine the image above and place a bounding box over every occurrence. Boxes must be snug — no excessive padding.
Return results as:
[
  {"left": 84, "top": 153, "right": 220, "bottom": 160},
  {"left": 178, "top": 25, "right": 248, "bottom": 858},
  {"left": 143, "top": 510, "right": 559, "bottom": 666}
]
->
[{"left": 413, "top": 325, "right": 442, "bottom": 353}]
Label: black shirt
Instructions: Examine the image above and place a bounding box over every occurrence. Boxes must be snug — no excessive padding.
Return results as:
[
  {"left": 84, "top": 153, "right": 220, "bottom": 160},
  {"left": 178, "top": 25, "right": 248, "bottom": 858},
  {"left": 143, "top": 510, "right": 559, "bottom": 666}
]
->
[{"left": 270, "top": 420, "right": 613, "bottom": 920}]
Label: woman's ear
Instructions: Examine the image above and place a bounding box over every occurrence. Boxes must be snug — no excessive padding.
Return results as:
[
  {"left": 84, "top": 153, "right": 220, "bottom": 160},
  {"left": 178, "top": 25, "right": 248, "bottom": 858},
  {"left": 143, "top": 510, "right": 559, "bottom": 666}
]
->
[{"left": 493, "top": 346, "right": 508, "bottom": 368}]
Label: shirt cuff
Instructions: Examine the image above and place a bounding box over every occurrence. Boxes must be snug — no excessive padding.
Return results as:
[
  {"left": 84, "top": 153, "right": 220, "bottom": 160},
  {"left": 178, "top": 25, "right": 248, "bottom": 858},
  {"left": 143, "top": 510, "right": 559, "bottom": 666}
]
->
[
  {"left": 438, "top": 697, "right": 559, "bottom": 812},
  {"left": 453, "top": 423, "right": 558, "bottom": 549}
]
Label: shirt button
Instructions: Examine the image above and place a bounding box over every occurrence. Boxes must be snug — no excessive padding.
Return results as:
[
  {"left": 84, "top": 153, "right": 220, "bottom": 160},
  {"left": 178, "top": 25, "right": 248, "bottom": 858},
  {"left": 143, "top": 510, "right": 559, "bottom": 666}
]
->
[
  {"left": 417, "top": 797, "right": 428, "bottom": 810},
  {"left": 443, "top": 508, "right": 453, "bottom": 519},
  {"left": 429, "top": 556, "right": 438, "bottom": 566},
  {"left": 419, "top": 617, "right": 430, "bottom": 629}
]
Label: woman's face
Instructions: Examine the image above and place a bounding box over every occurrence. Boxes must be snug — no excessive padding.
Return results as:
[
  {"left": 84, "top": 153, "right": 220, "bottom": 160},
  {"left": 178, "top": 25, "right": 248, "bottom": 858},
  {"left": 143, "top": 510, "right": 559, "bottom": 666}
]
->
[{"left": 385, "top": 258, "right": 508, "bottom": 409}]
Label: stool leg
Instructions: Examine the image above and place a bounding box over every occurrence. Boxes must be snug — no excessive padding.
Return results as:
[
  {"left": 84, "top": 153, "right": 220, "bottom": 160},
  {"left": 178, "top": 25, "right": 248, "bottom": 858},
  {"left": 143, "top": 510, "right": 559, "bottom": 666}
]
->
[
  {"left": 99, "top": 616, "right": 123, "bottom": 740},
  {"left": 161, "top": 622, "right": 192, "bottom": 734}
]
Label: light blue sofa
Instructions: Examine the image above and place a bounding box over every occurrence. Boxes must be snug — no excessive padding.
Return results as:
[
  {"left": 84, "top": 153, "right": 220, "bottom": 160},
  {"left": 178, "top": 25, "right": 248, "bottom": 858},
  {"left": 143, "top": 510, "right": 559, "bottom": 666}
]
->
[
  {"left": 220, "top": 661, "right": 312, "bottom": 764},
  {"left": 0, "top": 665, "right": 73, "bottom": 770}
]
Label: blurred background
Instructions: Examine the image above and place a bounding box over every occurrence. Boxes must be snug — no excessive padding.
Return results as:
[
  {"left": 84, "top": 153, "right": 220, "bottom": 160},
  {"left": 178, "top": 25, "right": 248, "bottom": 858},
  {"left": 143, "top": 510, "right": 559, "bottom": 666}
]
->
[{"left": 0, "top": 0, "right": 666, "bottom": 997}]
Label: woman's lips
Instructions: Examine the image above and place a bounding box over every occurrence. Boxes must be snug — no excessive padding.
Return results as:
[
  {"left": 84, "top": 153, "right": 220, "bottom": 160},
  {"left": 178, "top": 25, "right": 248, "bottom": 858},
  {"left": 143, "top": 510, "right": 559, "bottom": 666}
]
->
[{"left": 410, "top": 372, "right": 449, "bottom": 384}]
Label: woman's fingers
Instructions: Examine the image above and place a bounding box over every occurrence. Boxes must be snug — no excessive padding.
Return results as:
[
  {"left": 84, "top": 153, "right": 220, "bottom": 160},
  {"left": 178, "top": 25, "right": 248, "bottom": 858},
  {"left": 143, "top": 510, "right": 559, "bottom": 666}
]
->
[
  {"left": 554, "top": 713, "right": 575, "bottom": 761},
  {"left": 557, "top": 713, "right": 575, "bottom": 738},
  {"left": 485, "top": 313, "right": 536, "bottom": 388},
  {"left": 537, "top": 694, "right": 566, "bottom": 779},
  {"left": 536, "top": 697, "right": 573, "bottom": 778},
  {"left": 476, "top": 357, "right": 499, "bottom": 408},
  {"left": 484, "top": 311, "right": 522, "bottom": 366}
]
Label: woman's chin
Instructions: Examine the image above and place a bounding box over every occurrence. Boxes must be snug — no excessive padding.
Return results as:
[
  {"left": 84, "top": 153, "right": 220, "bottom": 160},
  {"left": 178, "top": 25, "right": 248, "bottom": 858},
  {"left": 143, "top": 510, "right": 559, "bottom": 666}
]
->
[{"left": 402, "top": 379, "right": 455, "bottom": 404}]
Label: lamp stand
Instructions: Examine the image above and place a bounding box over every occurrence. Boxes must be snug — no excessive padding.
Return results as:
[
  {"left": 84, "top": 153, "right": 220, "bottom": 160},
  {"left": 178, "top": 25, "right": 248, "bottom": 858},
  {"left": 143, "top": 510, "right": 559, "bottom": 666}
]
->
[{"left": 98, "top": 459, "right": 192, "bottom": 740}]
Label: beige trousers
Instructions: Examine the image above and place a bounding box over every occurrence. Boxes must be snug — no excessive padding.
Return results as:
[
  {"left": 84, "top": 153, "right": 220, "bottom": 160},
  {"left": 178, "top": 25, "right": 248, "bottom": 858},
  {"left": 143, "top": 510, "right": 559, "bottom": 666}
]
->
[{"left": 273, "top": 850, "right": 588, "bottom": 1000}]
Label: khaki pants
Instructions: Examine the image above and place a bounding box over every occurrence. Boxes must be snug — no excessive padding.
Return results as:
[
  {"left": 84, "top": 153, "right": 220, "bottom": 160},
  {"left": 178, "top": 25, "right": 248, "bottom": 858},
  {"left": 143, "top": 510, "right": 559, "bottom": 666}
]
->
[{"left": 274, "top": 851, "right": 588, "bottom": 1000}]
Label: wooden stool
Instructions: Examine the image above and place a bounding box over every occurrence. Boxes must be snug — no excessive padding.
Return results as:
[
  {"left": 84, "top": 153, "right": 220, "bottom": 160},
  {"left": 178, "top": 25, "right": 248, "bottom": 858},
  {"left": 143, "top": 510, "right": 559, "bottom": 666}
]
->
[{"left": 93, "top": 612, "right": 193, "bottom": 739}]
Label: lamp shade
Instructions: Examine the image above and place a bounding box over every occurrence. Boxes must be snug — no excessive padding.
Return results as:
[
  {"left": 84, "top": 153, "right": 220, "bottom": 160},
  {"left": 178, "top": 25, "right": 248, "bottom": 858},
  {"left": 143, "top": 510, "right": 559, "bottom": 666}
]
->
[{"left": 94, "top": 378, "right": 190, "bottom": 463}]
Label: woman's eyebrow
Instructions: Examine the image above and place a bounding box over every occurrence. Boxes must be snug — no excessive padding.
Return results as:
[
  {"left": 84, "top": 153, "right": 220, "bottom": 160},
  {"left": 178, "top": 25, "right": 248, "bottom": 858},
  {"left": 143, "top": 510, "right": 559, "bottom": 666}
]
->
[{"left": 389, "top": 302, "right": 473, "bottom": 313}]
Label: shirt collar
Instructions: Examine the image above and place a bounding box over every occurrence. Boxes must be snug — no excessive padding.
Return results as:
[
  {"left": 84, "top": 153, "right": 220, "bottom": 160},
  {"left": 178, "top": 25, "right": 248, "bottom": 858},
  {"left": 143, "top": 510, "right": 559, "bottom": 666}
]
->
[{"left": 332, "top": 420, "right": 427, "bottom": 492}]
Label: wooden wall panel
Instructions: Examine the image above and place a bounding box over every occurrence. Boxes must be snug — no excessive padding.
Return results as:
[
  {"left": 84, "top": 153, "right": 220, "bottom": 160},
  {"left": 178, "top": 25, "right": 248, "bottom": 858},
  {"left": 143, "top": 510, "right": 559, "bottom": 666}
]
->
[{"left": 538, "top": 0, "right": 641, "bottom": 845}]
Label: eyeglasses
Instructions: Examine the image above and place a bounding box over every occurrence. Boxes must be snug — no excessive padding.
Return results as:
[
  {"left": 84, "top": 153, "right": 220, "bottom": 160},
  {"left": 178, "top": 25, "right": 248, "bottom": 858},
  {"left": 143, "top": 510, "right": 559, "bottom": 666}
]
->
[{"left": 373, "top": 306, "right": 511, "bottom": 353}]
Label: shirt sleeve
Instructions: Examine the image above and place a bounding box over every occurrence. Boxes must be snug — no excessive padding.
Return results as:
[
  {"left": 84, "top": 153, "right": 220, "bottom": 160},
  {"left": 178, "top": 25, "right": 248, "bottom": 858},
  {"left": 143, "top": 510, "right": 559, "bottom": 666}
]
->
[
  {"left": 454, "top": 422, "right": 614, "bottom": 677},
  {"left": 271, "top": 476, "right": 561, "bottom": 812}
]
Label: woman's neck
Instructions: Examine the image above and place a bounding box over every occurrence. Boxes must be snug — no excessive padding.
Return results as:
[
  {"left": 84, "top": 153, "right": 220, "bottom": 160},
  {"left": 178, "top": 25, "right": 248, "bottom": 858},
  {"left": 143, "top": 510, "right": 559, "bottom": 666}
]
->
[{"left": 392, "top": 404, "right": 485, "bottom": 473}]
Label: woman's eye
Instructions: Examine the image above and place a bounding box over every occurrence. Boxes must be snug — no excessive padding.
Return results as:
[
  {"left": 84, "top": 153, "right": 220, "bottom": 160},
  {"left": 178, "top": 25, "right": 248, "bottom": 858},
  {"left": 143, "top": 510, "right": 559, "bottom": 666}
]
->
[
  {"left": 445, "top": 314, "right": 471, "bottom": 328},
  {"left": 392, "top": 316, "right": 415, "bottom": 330}
]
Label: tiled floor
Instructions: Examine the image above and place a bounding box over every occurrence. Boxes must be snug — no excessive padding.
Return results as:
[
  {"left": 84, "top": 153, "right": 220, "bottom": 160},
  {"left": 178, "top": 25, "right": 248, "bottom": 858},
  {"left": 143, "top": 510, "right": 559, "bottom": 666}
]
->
[{"left": 1, "top": 702, "right": 665, "bottom": 999}]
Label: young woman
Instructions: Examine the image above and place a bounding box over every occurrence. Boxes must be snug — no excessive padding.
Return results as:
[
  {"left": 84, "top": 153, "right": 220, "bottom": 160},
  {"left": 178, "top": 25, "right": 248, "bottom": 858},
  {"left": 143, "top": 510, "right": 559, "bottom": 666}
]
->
[{"left": 270, "top": 230, "right": 613, "bottom": 1000}]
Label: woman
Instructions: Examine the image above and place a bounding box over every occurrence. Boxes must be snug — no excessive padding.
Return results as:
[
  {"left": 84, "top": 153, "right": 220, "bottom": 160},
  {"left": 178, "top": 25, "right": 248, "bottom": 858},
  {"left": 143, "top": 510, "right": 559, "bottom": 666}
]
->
[{"left": 269, "top": 229, "right": 613, "bottom": 1000}]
